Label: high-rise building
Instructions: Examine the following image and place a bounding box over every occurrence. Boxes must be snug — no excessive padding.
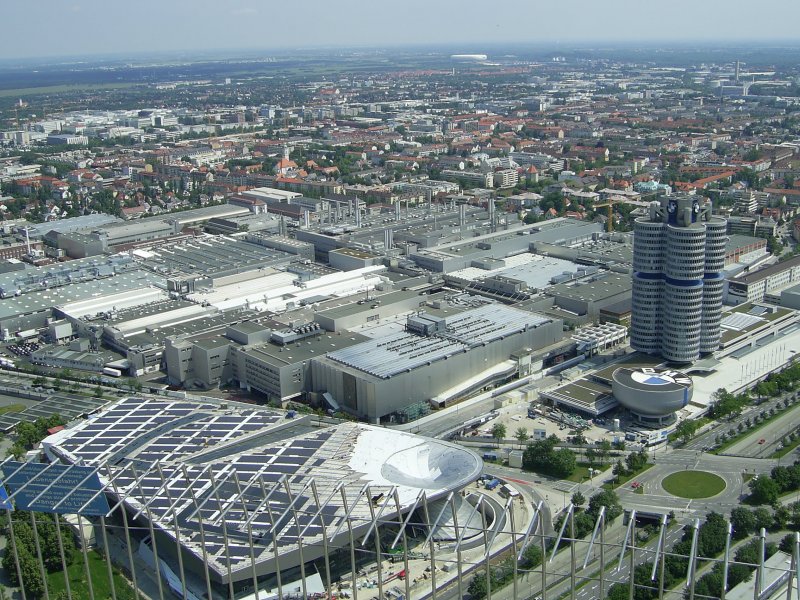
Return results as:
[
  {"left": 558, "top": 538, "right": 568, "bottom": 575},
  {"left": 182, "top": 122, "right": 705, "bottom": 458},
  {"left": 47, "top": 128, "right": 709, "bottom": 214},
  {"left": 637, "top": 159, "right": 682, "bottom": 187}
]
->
[{"left": 631, "top": 196, "right": 727, "bottom": 363}]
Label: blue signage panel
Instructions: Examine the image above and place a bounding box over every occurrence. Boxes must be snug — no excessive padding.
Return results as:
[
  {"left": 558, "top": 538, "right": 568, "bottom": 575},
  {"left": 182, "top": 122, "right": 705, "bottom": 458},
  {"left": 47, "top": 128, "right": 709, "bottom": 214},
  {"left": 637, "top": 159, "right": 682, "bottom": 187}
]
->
[
  {"left": 0, "top": 461, "right": 110, "bottom": 516},
  {"left": 0, "top": 484, "right": 11, "bottom": 510}
]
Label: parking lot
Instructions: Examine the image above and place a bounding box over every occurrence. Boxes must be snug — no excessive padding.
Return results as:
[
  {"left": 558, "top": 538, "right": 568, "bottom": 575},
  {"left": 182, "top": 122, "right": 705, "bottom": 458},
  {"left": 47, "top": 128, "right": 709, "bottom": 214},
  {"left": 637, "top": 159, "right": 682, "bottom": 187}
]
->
[
  {"left": 6, "top": 340, "right": 40, "bottom": 357},
  {"left": 472, "top": 387, "right": 633, "bottom": 446}
]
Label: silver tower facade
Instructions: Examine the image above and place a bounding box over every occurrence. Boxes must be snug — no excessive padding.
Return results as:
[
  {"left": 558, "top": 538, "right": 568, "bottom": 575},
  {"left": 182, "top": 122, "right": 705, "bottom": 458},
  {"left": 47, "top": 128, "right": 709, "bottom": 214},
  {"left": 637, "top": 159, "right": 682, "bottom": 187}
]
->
[{"left": 631, "top": 197, "right": 727, "bottom": 363}]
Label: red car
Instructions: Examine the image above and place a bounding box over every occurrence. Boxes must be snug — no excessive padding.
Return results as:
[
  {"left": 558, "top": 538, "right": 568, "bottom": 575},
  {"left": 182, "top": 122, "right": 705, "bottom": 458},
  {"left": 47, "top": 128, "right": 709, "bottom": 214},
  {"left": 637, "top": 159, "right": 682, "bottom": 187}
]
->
[{"left": 758, "top": 439, "right": 766, "bottom": 445}]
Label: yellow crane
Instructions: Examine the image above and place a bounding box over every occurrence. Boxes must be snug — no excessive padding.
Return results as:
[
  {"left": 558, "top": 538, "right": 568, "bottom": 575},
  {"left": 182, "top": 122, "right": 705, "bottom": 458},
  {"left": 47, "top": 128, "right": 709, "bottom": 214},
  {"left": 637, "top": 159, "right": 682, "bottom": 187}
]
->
[{"left": 593, "top": 196, "right": 651, "bottom": 232}]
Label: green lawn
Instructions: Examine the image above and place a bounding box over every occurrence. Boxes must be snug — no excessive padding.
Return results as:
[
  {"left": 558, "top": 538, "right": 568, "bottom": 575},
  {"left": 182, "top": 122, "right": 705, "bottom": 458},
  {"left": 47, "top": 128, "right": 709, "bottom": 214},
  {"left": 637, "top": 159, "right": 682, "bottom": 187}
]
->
[
  {"left": 0, "top": 403, "right": 25, "bottom": 415},
  {"left": 564, "top": 462, "right": 610, "bottom": 482},
  {"left": 46, "top": 549, "right": 137, "bottom": 600},
  {"left": 603, "top": 463, "right": 655, "bottom": 490},
  {"left": 661, "top": 471, "right": 726, "bottom": 499}
]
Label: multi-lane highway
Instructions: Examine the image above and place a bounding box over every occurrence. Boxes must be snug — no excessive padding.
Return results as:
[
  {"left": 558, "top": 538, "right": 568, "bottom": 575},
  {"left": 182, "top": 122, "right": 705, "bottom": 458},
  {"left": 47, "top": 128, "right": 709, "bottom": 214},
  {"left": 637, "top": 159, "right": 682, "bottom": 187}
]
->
[{"left": 682, "top": 391, "right": 800, "bottom": 454}]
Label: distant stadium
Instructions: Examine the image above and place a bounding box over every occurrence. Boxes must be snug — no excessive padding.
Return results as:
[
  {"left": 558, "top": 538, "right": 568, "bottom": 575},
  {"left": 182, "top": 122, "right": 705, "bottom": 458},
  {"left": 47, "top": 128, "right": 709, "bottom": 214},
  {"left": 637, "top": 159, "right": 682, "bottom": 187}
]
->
[{"left": 450, "top": 54, "right": 488, "bottom": 62}]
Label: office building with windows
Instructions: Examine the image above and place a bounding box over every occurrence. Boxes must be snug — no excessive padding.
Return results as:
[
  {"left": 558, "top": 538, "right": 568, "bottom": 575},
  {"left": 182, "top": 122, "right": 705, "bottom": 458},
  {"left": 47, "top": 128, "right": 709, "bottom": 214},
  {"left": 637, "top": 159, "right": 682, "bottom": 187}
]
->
[{"left": 631, "top": 197, "right": 727, "bottom": 363}]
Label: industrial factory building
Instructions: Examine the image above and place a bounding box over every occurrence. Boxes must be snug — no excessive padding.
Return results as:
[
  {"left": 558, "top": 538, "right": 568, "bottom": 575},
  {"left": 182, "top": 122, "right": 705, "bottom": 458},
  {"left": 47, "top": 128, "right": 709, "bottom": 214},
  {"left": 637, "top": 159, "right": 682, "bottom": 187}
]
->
[{"left": 311, "top": 303, "right": 563, "bottom": 423}]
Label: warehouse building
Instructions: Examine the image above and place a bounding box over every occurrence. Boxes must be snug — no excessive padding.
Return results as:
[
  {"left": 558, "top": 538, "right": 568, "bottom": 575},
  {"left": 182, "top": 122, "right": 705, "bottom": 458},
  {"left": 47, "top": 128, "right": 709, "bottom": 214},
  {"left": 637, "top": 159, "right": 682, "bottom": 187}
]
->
[
  {"left": 311, "top": 303, "right": 563, "bottom": 423},
  {"left": 547, "top": 273, "right": 633, "bottom": 318}
]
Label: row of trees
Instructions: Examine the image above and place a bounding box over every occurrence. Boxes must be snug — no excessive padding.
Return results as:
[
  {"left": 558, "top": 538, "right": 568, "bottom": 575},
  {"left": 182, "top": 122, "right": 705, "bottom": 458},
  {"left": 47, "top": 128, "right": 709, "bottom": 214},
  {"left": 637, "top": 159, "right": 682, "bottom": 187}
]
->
[
  {"left": 753, "top": 361, "right": 800, "bottom": 397},
  {"left": 467, "top": 543, "right": 542, "bottom": 599},
  {"left": 730, "top": 504, "right": 800, "bottom": 537},
  {"left": 748, "top": 460, "right": 800, "bottom": 505},
  {"left": 708, "top": 388, "right": 752, "bottom": 420},
  {"left": 709, "top": 366, "right": 800, "bottom": 423},
  {"left": 0, "top": 510, "right": 76, "bottom": 598},
  {"left": 471, "top": 490, "right": 623, "bottom": 599},
  {"left": 606, "top": 512, "right": 776, "bottom": 600},
  {"left": 553, "top": 489, "right": 625, "bottom": 543},
  {"left": 714, "top": 400, "right": 795, "bottom": 448},
  {"left": 611, "top": 449, "right": 650, "bottom": 484}
]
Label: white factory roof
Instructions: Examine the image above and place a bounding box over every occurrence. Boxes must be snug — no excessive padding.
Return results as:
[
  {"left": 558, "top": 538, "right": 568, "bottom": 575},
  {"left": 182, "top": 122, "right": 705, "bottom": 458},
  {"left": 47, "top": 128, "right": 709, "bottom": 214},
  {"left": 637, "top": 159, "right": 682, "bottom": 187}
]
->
[
  {"left": 57, "top": 287, "right": 168, "bottom": 320},
  {"left": 188, "top": 265, "right": 387, "bottom": 313},
  {"left": 447, "top": 252, "right": 580, "bottom": 289}
]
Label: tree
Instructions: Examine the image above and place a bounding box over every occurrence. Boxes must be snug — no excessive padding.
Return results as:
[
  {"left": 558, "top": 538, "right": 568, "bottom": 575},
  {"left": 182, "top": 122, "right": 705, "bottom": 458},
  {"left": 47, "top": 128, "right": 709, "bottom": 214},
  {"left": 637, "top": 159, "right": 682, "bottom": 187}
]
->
[
  {"left": 625, "top": 449, "right": 648, "bottom": 474},
  {"left": 597, "top": 440, "right": 612, "bottom": 465},
  {"left": 767, "top": 235, "right": 784, "bottom": 255},
  {"left": 570, "top": 434, "right": 587, "bottom": 446},
  {"left": 694, "top": 569, "right": 724, "bottom": 599},
  {"left": 771, "top": 465, "right": 792, "bottom": 492},
  {"left": 749, "top": 476, "right": 780, "bottom": 505},
  {"left": 571, "top": 491, "right": 586, "bottom": 507},
  {"left": 514, "top": 427, "right": 529, "bottom": 448},
  {"left": 587, "top": 489, "right": 623, "bottom": 522},
  {"left": 675, "top": 419, "right": 699, "bottom": 444},
  {"left": 467, "top": 572, "right": 488, "bottom": 599},
  {"left": 491, "top": 423, "right": 507, "bottom": 448},
  {"left": 551, "top": 448, "right": 577, "bottom": 478},
  {"left": 606, "top": 583, "right": 628, "bottom": 600},
  {"left": 752, "top": 507, "right": 774, "bottom": 531},
  {"left": 774, "top": 505, "right": 791, "bottom": 530},
  {"left": 612, "top": 459, "right": 626, "bottom": 482},
  {"left": 522, "top": 437, "right": 577, "bottom": 478},
  {"left": 698, "top": 512, "right": 728, "bottom": 558},
  {"left": 521, "top": 543, "right": 543, "bottom": 568},
  {"left": 730, "top": 507, "right": 757, "bottom": 539}
]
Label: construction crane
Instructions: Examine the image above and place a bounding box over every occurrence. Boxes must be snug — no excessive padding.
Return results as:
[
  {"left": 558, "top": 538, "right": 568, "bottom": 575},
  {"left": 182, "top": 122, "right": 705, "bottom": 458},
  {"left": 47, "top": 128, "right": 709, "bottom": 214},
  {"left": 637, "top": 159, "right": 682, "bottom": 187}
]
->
[
  {"left": 593, "top": 196, "right": 653, "bottom": 232},
  {"left": 593, "top": 198, "right": 626, "bottom": 233}
]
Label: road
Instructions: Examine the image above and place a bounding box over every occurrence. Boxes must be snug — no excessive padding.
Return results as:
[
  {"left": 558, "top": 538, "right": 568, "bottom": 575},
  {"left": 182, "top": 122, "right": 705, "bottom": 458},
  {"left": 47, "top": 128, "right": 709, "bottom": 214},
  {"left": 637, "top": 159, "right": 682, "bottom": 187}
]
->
[
  {"left": 721, "top": 399, "right": 800, "bottom": 458},
  {"left": 681, "top": 390, "right": 799, "bottom": 453},
  {"left": 568, "top": 524, "right": 685, "bottom": 600},
  {"left": 395, "top": 375, "right": 560, "bottom": 438}
]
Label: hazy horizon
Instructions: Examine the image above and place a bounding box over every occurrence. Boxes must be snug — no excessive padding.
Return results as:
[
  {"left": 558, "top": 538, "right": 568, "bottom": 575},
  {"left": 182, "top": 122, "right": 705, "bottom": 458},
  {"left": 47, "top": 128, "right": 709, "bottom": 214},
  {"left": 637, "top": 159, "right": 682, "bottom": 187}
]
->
[{"left": 3, "top": 0, "right": 800, "bottom": 62}]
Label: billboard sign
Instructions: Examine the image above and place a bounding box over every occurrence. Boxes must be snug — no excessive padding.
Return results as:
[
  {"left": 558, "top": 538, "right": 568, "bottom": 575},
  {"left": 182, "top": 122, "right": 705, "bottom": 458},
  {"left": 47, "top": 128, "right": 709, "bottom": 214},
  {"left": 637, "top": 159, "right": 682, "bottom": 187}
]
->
[{"left": 0, "top": 461, "right": 110, "bottom": 516}]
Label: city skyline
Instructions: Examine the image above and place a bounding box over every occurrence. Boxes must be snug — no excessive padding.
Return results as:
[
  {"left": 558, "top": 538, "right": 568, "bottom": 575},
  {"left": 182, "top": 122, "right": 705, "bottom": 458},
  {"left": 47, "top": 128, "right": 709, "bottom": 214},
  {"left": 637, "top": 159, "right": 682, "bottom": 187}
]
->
[{"left": 2, "top": 0, "right": 800, "bottom": 60}]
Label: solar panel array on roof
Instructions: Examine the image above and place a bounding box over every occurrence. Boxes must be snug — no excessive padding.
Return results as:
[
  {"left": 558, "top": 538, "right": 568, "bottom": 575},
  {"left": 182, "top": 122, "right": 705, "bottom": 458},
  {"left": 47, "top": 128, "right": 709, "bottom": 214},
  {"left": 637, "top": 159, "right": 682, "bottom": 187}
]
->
[
  {"left": 0, "top": 393, "right": 110, "bottom": 433},
  {"left": 44, "top": 395, "right": 481, "bottom": 582}
]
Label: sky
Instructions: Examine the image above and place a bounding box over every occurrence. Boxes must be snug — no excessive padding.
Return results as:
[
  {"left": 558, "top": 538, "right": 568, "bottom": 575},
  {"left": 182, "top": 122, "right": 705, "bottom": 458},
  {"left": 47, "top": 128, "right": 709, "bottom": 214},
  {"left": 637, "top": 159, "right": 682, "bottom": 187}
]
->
[{"left": 2, "top": 0, "right": 800, "bottom": 60}]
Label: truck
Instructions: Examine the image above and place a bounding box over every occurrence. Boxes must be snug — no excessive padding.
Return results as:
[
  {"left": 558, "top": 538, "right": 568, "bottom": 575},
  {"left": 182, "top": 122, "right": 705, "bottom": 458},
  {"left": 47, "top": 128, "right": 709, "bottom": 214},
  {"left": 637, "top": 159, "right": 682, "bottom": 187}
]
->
[{"left": 484, "top": 478, "right": 501, "bottom": 491}]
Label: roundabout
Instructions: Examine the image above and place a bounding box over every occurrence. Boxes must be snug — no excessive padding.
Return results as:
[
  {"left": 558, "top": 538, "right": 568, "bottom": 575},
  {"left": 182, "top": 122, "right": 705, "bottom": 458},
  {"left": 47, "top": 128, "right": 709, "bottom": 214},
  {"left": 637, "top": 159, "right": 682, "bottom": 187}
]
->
[{"left": 661, "top": 470, "right": 727, "bottom": 499}]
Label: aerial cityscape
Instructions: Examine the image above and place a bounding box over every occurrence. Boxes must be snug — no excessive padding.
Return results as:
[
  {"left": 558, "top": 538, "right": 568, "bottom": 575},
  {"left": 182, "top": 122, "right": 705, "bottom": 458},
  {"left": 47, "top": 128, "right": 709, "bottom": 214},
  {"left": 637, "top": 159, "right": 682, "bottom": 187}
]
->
[{"left": 2, "top": 2, "right": 800, "bottom": 600}]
